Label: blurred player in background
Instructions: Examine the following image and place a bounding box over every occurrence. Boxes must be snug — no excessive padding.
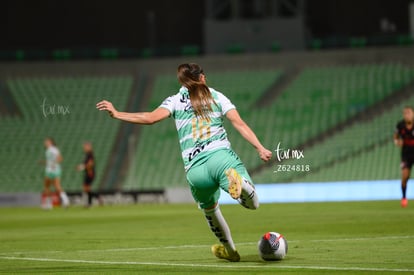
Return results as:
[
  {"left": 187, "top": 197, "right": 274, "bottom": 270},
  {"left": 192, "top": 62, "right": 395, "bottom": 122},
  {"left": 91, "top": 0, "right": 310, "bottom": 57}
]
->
[
  {"left": 394, "top": 106, "right": 414, "bottom": 208},
  {"left": 97, "top": 63, "right": 272, "bottom": 262},
  {"left": 42, "top": 137, "right": 70, "bottom": 209},
  {"left": 77, "top": 141, "right": 95, "bottom": 208}
]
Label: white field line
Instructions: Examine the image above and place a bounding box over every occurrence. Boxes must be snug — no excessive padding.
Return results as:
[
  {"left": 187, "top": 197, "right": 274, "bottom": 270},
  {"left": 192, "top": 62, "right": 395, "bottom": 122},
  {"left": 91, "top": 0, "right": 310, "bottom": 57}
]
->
[
  {"left": 4, "top": 235, "right": 413, "bottom": 255},
  {"left": 0, "top": 256, "right": 413, "bottom": 273},
  {"left": 309, "top": 235, "right": 414, "bottom": 242}
]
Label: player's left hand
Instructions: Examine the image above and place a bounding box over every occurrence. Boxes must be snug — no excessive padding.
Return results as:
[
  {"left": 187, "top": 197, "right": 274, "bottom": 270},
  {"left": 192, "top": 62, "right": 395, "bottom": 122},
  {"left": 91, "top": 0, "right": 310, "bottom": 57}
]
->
[{"left": 258, "top": 147, "right": 272, "bottom": 162}]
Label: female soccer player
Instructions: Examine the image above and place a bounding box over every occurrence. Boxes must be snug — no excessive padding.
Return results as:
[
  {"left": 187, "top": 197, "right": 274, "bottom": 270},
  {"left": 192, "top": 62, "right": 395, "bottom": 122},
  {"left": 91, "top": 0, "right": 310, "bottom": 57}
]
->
[
  {"left": 97, "top": 63, "right": 272, "bottom": 261},
  {"left": 77, "top": 141, "right": 96, "bottom": 208},
  {"left": 42, "top": 137, "right": 70, "bottom": 209},
  {"left": 394, "top": 106, "right": 414, "bottom": 208}
]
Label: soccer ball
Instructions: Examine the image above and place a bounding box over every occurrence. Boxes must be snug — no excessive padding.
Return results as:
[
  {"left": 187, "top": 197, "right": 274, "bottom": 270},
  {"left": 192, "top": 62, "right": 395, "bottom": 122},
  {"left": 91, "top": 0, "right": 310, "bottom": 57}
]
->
[{"left": 258, "top": 232, "right": 288, "bottom": 261}]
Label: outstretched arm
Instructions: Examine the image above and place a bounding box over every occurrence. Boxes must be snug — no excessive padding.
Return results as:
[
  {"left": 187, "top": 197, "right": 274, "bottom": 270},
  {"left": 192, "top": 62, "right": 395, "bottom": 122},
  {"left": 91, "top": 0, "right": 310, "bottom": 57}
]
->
[
  {"left": 96, "top": 100, "right": 170, "bottom": 125},
  {"left": 226, "top": 109, "right": 272, "bottom": 162}
]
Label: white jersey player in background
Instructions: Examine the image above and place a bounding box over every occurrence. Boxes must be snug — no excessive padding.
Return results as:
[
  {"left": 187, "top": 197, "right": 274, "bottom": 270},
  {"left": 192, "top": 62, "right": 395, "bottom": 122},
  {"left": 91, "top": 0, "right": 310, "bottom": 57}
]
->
[{"left": 42, "top": 137, "right": 69, "bottom": 209}]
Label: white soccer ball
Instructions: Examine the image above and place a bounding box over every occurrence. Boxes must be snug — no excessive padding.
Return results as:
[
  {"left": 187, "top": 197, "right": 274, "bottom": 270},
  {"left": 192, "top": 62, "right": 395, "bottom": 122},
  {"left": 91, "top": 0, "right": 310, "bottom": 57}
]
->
[{"left": 258, "top": 231, "right": 288, "bottom": 261}]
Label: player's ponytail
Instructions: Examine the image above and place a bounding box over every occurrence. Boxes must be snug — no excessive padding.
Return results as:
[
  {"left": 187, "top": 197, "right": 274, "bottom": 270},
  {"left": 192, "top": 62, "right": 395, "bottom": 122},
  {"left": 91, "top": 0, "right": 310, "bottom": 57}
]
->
[{"left": 177, "top": 63, "right": 214, "bottom": 120}]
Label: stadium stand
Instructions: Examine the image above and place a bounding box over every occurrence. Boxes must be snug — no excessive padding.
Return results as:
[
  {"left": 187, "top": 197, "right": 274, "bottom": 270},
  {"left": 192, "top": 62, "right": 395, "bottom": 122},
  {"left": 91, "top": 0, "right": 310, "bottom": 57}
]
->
[
  {"left": 253, "top": 76, "right": 414, "bottom": 183},
  {"left": 223, "top": 63, "right": 414, "bottom": 171},
  {"left": 286, "top": 98, "right": 413, "bottom": 183},
  {"left": 0, "top": 76, "right": 133, "bottom": 192}
]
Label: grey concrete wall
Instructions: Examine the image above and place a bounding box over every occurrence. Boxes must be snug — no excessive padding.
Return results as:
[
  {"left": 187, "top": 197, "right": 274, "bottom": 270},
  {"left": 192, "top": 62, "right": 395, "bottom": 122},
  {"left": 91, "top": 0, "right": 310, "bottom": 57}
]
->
[
  {"left": 0, "top": 193, "right": 41, "bottom": 207},
  {"left": 204, "top": 18, "right": 306, "bottom": 53}
]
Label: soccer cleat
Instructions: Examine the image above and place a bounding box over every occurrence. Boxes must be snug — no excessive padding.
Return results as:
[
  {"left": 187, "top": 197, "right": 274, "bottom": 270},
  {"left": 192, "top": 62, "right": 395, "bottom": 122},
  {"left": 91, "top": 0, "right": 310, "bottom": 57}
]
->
[
  {"left": 41, "top": 203, "right": 53, "bottom": 210},
  {"left": 61, "top": 198, "right": 70, "bottom": 208},
  {"left": 401, "top": 198, "right": 408, "bottom": 208},
  {"left": 41, "top": 197, "right": 53, "bottom": 210},
  {"left": 211, "top": 244, "right": 240, "bottom": 262},
  {"left": 226, "top": 168, "right": 242, "bottom": 200},
  {"left": 60, "top": 192, "right": 70, "bottom": 208}
]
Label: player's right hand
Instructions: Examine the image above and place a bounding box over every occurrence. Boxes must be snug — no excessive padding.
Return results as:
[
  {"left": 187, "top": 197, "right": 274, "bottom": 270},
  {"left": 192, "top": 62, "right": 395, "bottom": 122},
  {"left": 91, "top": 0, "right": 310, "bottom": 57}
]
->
[
  {"left": 394, "top": 138, "right": 403, "bottom": 147},
  {"left": 96, "top": 100, "right": 117, "bottom": 118}
]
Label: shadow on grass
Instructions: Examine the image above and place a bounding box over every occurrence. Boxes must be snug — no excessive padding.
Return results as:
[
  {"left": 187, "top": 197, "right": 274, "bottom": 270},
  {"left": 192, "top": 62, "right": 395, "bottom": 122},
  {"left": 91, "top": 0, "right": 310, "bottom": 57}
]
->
[{"left": 241, "top": 254, "right": 282, "bottom": 264}]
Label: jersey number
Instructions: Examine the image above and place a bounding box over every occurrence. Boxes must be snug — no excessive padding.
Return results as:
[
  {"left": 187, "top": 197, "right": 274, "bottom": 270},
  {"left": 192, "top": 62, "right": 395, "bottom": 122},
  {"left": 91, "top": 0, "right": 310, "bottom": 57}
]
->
[{"left": 192, "top": 118, "right": 211, "bottom": 141}]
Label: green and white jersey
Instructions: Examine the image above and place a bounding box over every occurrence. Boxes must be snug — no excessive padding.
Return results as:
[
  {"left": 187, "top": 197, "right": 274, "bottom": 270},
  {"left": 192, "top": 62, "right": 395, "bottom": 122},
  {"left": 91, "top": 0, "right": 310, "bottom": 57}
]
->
[
  {"left": 160, "top": 86, "right": 236, "bottom": 171},
  {"left": 45, "top": 146, "right": 61, "bottom": 174}
]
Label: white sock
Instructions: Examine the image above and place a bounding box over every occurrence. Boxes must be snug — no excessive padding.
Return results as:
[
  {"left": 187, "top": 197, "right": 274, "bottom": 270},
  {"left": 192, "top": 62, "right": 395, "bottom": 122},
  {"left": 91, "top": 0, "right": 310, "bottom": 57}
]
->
[
  {"left": 60, "top": 192, "right": 70, "bottom": 206},
  {"left": 203, "top": 204, "right": 236, "bottom": 253},
  {"left": 238, "top": 179, "right": 259, "bottom": 210}
]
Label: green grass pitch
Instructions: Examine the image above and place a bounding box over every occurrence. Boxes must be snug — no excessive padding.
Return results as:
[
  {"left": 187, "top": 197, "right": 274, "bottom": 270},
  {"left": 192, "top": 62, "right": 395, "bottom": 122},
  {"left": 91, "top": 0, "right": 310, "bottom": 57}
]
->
[{"left": 0, "top": 201, "right": 413, "bottom": 274}]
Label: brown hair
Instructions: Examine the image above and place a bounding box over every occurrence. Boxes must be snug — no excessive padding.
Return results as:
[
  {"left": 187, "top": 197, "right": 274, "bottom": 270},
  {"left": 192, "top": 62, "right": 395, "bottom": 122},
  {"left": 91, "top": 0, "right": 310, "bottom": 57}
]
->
[
  {"left": 177, "top": 63, "right": 214, "bottom": 120},
  {"left": 46, "top": 137, "right": 56, "bottom": 146}
]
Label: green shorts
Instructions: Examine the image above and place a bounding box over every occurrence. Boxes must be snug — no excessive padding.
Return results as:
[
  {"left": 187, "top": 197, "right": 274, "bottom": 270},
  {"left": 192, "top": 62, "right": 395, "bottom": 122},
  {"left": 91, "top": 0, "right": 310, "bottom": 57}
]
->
[
  {"left": 186, "top": 148, "right": 253, "bottom": 209},
  {"left": 45, "top": 170, "right": 61, "bottom": 179}
]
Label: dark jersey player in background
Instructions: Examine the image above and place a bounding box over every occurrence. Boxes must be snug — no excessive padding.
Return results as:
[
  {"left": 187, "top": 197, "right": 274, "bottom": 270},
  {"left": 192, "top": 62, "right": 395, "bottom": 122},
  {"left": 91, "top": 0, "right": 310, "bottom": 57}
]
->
[
  {"left": 77, "top": 142, "right": 95, "bottom": 207},
  {"left": 393, "top": 106, "right": 414, "bottom": 208}
]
